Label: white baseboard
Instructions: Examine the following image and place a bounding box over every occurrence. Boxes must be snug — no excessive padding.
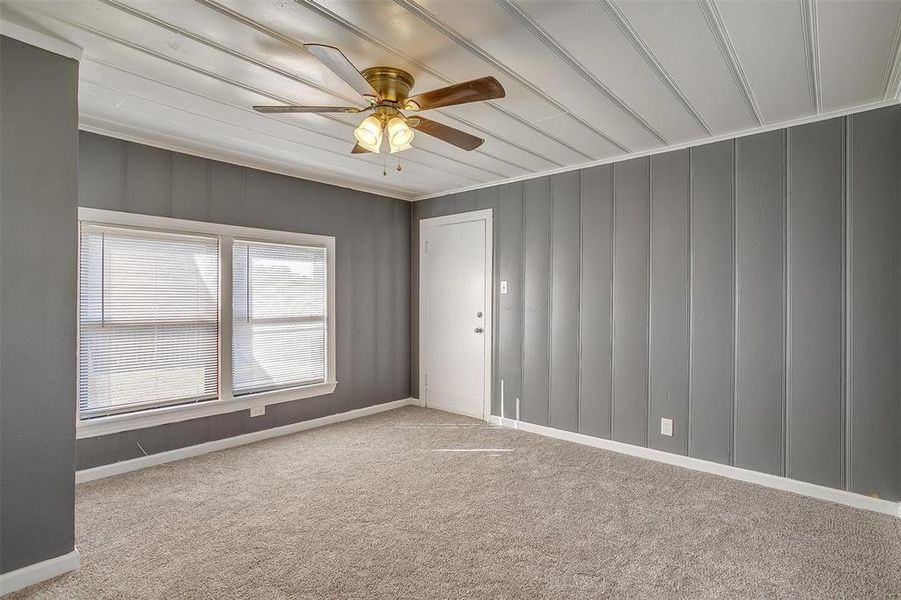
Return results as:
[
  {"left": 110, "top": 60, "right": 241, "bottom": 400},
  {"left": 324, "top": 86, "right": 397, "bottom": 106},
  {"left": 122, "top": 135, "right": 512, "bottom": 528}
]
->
[
  {"left": 0, "top": 548, "right": 80, "bottom": 597},
  {"left": 490, "top": 416, "right": 900, "bottom": 518},
  {"left": 76, "top": 398, "right": 417, "bottom": 484}
]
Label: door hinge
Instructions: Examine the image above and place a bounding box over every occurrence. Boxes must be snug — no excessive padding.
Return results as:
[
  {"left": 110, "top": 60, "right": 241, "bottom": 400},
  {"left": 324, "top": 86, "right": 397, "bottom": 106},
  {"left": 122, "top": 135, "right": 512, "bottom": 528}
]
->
[{"left": 425, "top": 240, "right": 429, "bottom": 254}]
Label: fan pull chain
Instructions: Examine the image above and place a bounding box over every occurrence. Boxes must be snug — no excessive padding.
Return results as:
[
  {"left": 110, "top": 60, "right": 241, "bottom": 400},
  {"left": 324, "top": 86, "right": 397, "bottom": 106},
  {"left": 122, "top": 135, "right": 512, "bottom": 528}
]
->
[{"left": 382, "top": 154, "right": 387, "bottom": 177}]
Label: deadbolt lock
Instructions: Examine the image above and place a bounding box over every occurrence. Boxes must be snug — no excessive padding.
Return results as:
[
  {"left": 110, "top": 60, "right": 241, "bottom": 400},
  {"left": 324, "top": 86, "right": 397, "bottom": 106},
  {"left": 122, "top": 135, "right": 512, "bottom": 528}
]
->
[{"left": 476, "top": 311, "right": 483, "bottom": 318}]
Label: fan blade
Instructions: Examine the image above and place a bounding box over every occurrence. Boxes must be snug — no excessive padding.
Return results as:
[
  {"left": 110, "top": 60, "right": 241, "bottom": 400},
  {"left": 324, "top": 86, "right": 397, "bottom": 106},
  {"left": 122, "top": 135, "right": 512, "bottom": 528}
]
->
[
  {"left": 403, "top": 76, "right": 505, "bottom": 111},
  {"left": 411, "top": 117, "right": 484, "bottom": 151},
  {"left": 304, "top": 44, "right": 379, "bottom": 100},
  {"left": 351, "top": 143, "right": 371, "bottom": 154},
  {"left": 253, "top": 105, "right": 363, "bottom": 113}
]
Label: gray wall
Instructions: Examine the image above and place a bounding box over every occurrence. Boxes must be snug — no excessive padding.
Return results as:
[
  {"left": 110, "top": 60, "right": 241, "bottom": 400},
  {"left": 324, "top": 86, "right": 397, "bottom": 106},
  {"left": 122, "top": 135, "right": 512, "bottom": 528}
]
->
[
  {"left": 1, "top": 37, "right": 79, "bottom": 574},
  {"left": 412, "top": 106, "right": 901, "bottom": 501},
  {"left": 76, "top": 132, "right": 411, "bottom": 469}
]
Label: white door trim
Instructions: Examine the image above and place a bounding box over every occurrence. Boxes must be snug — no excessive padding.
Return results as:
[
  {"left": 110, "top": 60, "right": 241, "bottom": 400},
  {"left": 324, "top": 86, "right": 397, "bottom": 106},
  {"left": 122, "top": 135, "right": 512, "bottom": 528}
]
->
[{"left": 419, "top": 209, "right": 493, "bottom": 421}]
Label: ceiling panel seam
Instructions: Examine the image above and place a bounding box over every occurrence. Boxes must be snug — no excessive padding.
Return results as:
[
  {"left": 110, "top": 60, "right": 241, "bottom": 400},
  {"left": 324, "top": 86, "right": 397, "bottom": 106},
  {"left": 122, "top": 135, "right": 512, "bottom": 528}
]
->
[
  {"left": 388, "top": 0, "right": 628, "bottom": 155},
  {"left": 194, "top": 0, "right": 530, "bottom": 174},
  {"left": 697, "top": 0, "right": 763, "bottom": 126},
  {"left": 80, "top": 115, "right": 421, "bottom": 199},
  {"left": 496, "top": 0, "right": 669, "bottom": 145},
  {"left": 799, "top": 0, "right": 822, "bottom": 113},
  {"left": 80, "top": 63, "right": 489, "bottom": 187},
  {"left": 96, "top": 0, "right": 511, "bottom": 180},
  {"left": 294, "top": 0, "right": 582, "bottom": 167},
  {"left": 54, "top": 14, "right": 495, "bottom": 186},
  {"left": 598, "top": 0, "right": 712, "bottom": 137},
  {"left": 880, "top": 14, "right": 901, "bottom": 100},
  {"left": 100, "top": 0, "right": 361, "bottom": 107},
  {"left": 410, "top": 97, "right": 900, "bottom": 201}
]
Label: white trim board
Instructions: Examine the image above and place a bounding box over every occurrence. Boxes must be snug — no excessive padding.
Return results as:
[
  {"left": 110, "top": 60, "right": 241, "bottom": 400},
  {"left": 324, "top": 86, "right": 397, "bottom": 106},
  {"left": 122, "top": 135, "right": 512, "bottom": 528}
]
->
[
  {"left": 76, "top": 398, "right": 417, "bottom": 484},
  {"left": 490, "top": 416, "right": 900, "bottom": 518},
  {"left": 412, "top": 98, "right": 901, "bottom": 202},
  {"left": 78, "top": 121, "right": 412, "bottom": 202},
  {"left": 0, "top": 549, "right": 80, "bottom": 597},
  {"left": 75, "top": 208, "right": 338, "bottom": 439},
  {"left": 0, "top": 19, "right": 83, "bottom": 61}
]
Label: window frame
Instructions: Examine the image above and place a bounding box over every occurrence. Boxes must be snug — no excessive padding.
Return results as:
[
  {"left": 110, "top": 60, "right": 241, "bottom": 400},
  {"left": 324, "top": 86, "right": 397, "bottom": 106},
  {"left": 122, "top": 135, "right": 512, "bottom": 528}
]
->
[{"left": 76, "top": 208, "right": 337, "bottom": 440}]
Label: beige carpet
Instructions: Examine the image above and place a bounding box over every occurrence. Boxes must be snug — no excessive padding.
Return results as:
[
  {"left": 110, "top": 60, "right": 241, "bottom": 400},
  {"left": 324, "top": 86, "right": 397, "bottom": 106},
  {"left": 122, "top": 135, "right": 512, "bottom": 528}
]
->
[{"left": 10, "top": 406, "right": 900, "bottom": 599}]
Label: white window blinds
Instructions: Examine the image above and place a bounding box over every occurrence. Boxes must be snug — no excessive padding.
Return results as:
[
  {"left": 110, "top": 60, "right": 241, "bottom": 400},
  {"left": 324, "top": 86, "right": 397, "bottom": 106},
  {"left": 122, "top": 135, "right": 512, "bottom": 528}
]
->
[
  {"left": 232, "top": 240, "right": 327, "bottom": 395},
  {"left": 78, "top": 224, "right": 219, "bottom": 417}
]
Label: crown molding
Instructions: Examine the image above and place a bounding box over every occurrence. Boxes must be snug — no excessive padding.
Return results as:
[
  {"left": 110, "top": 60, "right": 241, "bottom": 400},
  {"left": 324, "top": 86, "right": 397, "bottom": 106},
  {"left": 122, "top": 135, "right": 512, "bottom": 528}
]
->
[
  {"left": 79, "top": 115, "right": 415, "bottom": 201},
  {"left": 0, "top": 19, "right": 82, "bottom": 61},
  {"left": 412, "top": 97, "right": 901, "bottom": 201}
]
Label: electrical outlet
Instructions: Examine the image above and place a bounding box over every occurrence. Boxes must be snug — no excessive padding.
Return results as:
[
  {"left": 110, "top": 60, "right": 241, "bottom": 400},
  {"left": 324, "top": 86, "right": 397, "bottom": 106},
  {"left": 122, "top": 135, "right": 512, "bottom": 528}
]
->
[
  {"left": 500, "top": 280, "right": 508, "bottom": 294},
  {"left": 660, "top": 417, "right": 673, "bottom": 437},
  {"left": 250, "top": 406, "right": 266, "bottom": 418}
]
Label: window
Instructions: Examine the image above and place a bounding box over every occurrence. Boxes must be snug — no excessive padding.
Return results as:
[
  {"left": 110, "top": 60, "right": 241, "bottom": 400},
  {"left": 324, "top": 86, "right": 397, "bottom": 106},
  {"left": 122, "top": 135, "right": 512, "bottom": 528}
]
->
[
  {"left": 79, "top": 225, "right": 219, "bottom": 417},
  {"left": 77, "top": 208, "right": 336, "bottom": 437},
  {"left": 232, "top": 241, "right": 327, "bottom": 395}
]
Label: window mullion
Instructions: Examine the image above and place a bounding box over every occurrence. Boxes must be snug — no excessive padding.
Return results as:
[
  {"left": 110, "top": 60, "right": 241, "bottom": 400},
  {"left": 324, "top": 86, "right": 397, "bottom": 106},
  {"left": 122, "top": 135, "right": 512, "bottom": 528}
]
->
[{"left": 219, "top": 235, "right": 234, "bottom": 402}]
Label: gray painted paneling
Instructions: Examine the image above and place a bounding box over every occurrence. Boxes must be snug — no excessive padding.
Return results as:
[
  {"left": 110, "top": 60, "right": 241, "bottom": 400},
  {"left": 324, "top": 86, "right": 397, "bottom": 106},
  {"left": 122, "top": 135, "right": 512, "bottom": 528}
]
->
[
  {"left": 498, "top": 182, "right": 524, "bottom": 420},
  {"left": 394, "top": 201, "right": 412, "bottom": 405},
  {"left": 351, "top": 193, "right": 377, "bottom": 410},
  {"left": 244, "top": 170, "right": 278, "bottom": 230},
  {"left": 78, "top": 133, "right": 123, "bottom": 211},
  {"left": 171, "top": 154, "right": 210, "bottom": 222},
  {"left": 550, "top": 172, "right": 581, "bottom": 431},
  {"left": 209, "top": 162, "right": 245, "bottom": 225},
  {"left": 522, "top": 177, "right": 551, "bottom": 426},
  {"left": 578, "top": 166, "right": 614, "bottom": 439},
  {"left": 849, "top": 108, "right": 900, "bottom": 500},
  {"left": 612, "top": 158, "right": 650, "bottom": 447},
  {"left": 75, "top": 132, "right": 411, "bottom": 469},
  {"left": 787, "top": 119, "right": 844, "bottom": 488},
  {"left": 411, "top": 105, "right": 901, "bottom": 500},
  {"left": 734, "top": 130, "right": 786, "bottom": 476},
  {"left": 375, "top": 197, "right": 395, "bottom": 405},
  {"left": 1, "top": 36, "right": 79, "bottom": 573},
  {"left": 330, "top": 186, "right": 356, "bottom": 415},
  {"left": 125, "top": 143, "right": 170, "bottom": 216},
  {"left": 649, "top": 150, "right": 690, "bottom": 455},
  {"left": 688, "top": 141, "right": 735, "bottom": 464}
]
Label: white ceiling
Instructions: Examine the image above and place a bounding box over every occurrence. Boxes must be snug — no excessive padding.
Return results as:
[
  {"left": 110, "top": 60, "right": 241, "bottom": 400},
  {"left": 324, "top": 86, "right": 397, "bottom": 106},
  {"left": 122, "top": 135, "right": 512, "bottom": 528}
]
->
[{"left": 3, "top": 0, "right": 901, "bottom": 201}]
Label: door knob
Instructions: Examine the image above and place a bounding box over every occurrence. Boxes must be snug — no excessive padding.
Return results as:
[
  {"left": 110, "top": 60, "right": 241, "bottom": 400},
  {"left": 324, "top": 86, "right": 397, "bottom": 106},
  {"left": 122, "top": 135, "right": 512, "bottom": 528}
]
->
[{"left": 474, "top": 327, "right": 484, "bottom": 333}]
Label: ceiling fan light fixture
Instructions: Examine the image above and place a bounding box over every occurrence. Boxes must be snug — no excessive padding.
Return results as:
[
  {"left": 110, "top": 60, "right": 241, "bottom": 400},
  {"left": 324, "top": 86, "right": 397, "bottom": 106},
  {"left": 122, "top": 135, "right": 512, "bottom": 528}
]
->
[
  {"left": 354, "top": 115, "right": 383, "bottom": 153},
  {"left": 387, "top": 116, "right": 415, "bottom": 152}
]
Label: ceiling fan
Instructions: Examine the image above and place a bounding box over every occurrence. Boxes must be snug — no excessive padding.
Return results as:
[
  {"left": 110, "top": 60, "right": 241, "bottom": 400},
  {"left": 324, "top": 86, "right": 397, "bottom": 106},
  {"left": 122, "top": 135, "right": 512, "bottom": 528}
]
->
[{"left": 252, "top": 44, "right": 505, "bottom": 154}]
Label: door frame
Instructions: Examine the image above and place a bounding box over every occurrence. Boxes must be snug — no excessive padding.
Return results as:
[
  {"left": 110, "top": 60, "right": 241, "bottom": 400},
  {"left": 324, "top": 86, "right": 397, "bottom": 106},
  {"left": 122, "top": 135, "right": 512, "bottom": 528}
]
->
[{"left": 419, "top": 209, "right": 493, "bottom": 421}]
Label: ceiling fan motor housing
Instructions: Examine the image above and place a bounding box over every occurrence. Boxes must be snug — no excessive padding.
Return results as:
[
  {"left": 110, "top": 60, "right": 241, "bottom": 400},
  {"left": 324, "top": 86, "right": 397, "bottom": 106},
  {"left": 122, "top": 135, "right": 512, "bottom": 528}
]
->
[{"left": 361, "top": 66, "right": 416, "bottom": 104}]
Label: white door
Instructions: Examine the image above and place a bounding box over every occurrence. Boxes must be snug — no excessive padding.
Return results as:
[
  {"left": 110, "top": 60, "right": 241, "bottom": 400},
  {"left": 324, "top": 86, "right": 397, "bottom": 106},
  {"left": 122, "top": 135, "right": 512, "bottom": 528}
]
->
[{"left": 421, "top": 210, "right": 492, "bottom": 420}]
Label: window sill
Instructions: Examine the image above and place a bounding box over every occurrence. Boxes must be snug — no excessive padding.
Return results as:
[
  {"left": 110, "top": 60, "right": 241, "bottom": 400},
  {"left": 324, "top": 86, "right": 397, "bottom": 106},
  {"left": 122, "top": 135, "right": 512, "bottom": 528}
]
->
[{"left": 76, "top": 381, "right": 337, "bottom": 439}]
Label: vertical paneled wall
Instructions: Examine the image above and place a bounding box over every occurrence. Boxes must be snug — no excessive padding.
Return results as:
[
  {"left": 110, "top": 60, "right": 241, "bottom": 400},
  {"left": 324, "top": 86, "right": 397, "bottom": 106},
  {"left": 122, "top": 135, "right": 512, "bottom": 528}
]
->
[
  {"left": 1, "top": 36, "right": 79, "bottom": 575},
  {"left": 77, "top": 132, "right": 411, "bottom": 469},
  {"left": 412, "top": 105, "right": 901, "bottom": 500}
]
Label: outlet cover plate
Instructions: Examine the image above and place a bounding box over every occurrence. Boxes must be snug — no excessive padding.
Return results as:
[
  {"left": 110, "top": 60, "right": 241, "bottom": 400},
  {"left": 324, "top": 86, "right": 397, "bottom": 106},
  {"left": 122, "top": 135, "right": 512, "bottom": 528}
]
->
[
  {"left": 660, "top": 417, "right": 673, "bottom": 437},
  {"left": 250, "top": 406, "right": 266, "bottom": 418}
]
